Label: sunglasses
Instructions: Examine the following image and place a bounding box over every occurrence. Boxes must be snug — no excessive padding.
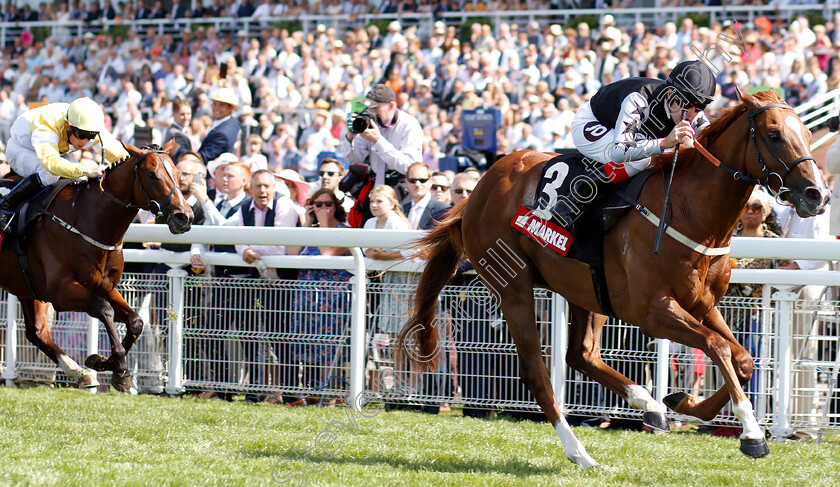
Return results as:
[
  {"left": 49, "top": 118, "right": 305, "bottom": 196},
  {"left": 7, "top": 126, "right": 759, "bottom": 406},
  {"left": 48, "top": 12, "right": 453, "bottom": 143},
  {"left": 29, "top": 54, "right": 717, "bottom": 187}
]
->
[
  {"left": 68, "top": 125, "right": 98, "bottom": 141},
  {"left": 744, "top": 203, "right": 764, "bottom": 213},
  {"left": 685, "top": 101, "right": 708, "bottom": 110},
  {"left": 453, "top": 188, "right": 472, "bottom": 195},
  {"left": 431, "top": 184, "right": 450, "bottom": 191},
  {"left": 407, "top": 177, "right": 430, "bottom": 184},
  {"left": 319, "top": 171, "right": 339, "bottom": 177},
  {"left": 313, "top": 201, "right": 334, "bottom": 208}
]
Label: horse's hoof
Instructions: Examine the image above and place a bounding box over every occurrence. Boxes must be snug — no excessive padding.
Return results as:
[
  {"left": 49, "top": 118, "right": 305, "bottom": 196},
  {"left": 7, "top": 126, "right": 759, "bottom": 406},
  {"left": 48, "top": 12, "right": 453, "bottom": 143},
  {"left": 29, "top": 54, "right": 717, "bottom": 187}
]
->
[
  {"left": 567, "top": 454, "right": 601, "bottom": 470},
  {"left": 76, "top": 372, "right": 100, "bottom": 390},
  {"left": 740, "top": 438, "right": 769, "bottom": 458},
  {"left": 111, "top": 371, "right": 132, "bottom": 393},
  {"left": 643, "top": 411, "right": 670, "bottom": 433},
  {"left": 84, "top": 354, "right": 109, "bottom": 372},
  {"left": 663, "top": 392, "right": 688, "bottom": 412}
]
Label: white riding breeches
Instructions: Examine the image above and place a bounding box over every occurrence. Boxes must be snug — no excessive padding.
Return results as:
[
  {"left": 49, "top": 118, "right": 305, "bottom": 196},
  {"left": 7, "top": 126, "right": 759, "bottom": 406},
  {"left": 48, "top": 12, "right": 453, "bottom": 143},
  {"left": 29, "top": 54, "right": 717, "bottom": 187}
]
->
[{"left": 6, "top": 137, "right": 63, "bottom": 185}]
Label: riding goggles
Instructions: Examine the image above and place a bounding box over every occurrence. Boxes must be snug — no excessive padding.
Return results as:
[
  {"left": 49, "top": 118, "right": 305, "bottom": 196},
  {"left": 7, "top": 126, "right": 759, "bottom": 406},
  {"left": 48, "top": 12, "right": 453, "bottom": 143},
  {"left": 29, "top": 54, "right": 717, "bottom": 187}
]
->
[{"left": 68, "top": 125, "right": 100, "bottom": 141}]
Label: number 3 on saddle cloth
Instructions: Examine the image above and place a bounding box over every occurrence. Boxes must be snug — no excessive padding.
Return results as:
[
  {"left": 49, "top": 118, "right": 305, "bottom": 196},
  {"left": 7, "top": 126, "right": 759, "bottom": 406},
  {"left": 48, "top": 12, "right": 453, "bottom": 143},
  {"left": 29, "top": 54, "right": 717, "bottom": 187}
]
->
[{"left": 512, "top": 151, "right": 653, "bottom": 310}]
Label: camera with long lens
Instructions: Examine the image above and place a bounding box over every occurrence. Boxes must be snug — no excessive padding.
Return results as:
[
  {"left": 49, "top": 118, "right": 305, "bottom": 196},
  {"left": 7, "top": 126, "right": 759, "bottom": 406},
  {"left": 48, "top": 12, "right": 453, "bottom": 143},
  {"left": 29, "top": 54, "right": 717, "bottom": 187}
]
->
[{"left": 348, "top": 108, "right": 375, "bottom": 134}]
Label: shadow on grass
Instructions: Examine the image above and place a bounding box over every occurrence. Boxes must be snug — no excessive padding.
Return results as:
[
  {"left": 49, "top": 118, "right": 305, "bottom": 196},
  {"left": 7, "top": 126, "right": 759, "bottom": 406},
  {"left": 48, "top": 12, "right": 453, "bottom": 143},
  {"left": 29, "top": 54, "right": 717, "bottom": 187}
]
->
[{"left": 241, "top": 449, "right": 562, "bottom": 475}]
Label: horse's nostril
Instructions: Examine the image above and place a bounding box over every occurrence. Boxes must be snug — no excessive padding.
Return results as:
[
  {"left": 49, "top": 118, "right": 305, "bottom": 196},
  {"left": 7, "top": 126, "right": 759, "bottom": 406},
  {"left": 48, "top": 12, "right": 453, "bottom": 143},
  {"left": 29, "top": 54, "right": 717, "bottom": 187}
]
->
[
  {"left": 172, "top": 213, "right": 188, "bottom": 226},
  {"left": 804, "top": 187, "right": 824, "bottom": 205}
]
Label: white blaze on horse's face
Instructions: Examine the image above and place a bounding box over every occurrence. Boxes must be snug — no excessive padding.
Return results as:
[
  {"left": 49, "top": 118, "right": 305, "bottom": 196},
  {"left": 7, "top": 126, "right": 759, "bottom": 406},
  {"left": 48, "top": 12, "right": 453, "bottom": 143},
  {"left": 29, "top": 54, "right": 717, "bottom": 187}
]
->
[
  {"left": 160, "top": 157, "right": 186, "bottom": 208},
  {"left": 784, "top": 115, "right": 831, "bottom": 196}
]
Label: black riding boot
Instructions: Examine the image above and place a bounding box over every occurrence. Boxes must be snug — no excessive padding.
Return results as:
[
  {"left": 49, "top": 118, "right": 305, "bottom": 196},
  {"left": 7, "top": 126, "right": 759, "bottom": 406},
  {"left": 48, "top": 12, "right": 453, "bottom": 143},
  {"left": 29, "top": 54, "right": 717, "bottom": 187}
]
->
[
  {"left": 547, "top": 165, "right": 614, "bottom": 232},
  {"left": 0, "top": 174, "right": 44, "bottom": 232}
]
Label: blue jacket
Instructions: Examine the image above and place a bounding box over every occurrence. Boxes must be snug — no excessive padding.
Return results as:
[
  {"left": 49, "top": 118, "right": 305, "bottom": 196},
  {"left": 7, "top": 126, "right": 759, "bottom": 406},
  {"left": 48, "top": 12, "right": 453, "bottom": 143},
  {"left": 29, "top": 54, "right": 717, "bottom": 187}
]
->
[{"left": 198, "top": 117, "right": 240, "bottom": 165}]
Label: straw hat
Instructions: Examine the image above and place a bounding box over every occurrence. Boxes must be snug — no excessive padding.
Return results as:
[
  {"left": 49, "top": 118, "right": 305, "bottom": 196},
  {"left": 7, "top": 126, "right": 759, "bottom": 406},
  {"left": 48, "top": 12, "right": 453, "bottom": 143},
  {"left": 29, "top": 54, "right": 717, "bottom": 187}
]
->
[
  {"left": 275, "top": 169, "right": 311, "bottom": 206},
  {"left": 210, "top": 87, "right": 239, "bottom": 107}
]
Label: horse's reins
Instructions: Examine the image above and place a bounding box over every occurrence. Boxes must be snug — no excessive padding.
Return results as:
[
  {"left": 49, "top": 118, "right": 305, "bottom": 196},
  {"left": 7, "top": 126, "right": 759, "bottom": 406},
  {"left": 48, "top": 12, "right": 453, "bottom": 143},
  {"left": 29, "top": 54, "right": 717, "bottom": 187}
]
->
[
  {"left": 635, "top": 103, "right": 813, "bottom": 257},
  {"left": 694, "top": 103, "right": 815, "bottom": 195},
  {"left": 44, "top": 150, "right": 178, "bottom": 252},
  {"left": 99, "top": 150, "right": 178, "bottom": 218}
]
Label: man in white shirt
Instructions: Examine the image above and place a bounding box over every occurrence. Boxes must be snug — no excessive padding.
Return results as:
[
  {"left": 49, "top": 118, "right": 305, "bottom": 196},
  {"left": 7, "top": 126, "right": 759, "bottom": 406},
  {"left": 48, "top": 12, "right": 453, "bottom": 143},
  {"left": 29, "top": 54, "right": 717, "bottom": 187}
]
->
[
  {"left": 235, "top": 169, "right": 300, "bottom": 403},
  {"left": 234, "top": 169, "right": 299, "bottom": 273},
  {"left": 189, "top": 161, "right": 252, "bottom": 274},
  {"left": 772, "top": 196, "right": 831, "bottom": 432},
  {"left": 339, "top": 84, "right": 423, "bottom": 188}
]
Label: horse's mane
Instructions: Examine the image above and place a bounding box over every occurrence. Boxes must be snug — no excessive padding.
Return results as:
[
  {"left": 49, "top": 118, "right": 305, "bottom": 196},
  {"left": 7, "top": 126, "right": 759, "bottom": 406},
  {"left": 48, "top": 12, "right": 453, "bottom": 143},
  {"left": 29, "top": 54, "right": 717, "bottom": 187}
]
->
[
  {"left": 697, "top": 90, "right": 783, "bottom": 146},
  {"left": 651, "top": 90, "right": 783, "bottom": 170},
  {"left": 102, "top": 144, "right": 163, "bottom": 175}
]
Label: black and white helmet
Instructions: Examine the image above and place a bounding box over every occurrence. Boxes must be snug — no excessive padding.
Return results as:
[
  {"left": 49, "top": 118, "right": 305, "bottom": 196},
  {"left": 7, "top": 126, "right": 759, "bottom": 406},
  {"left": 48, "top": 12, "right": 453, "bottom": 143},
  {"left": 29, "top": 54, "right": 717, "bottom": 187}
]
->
[{"left": 666, "top": 60, "right": 716, "bottom": 109}]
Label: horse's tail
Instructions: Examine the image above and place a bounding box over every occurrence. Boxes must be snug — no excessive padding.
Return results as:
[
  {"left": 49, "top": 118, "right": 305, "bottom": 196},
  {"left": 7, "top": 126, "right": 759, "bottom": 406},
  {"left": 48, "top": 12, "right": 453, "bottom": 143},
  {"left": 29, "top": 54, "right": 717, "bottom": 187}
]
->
[{"left": 397, "top": 200, "right": 467, "bottom": 372}]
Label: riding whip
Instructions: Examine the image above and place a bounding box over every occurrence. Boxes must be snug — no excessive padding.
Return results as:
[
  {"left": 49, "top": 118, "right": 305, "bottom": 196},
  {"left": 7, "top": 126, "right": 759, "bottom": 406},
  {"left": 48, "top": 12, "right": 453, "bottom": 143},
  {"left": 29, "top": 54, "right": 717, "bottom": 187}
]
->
[{"left": 654, "top": 108, "right": 687, "bottom": 255}]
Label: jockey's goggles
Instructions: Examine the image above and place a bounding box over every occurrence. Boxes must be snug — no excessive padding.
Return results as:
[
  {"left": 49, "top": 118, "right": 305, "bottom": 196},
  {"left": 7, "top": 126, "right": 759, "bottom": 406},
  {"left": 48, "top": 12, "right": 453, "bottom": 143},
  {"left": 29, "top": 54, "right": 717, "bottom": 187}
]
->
[
  {"left": 683, "top": 99, "right": 708, "bottom": 111},
  {"left": 68, "top": 125, "right": 99, "bottom": 141},
  {"left": 675, "top": 93, "right": 709, "bottom": 111}
]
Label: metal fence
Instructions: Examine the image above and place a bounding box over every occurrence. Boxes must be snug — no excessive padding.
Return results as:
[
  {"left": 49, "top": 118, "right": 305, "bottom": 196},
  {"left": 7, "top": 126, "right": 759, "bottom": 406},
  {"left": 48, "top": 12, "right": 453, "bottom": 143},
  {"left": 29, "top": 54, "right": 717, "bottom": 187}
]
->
[{"left": 3, "top": 266, "right": 840, "bottom": 436}]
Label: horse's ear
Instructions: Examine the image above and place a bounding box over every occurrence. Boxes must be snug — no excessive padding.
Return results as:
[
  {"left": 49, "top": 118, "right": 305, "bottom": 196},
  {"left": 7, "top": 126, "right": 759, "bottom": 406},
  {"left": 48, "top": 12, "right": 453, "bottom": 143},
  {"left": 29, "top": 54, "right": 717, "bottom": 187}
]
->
[
  {"left": 163, "top": 138, "right": 178, "bottom": 157},
  {"left": 123, "top": 142, "right": 142, "bottom": 158},
  {"left": 735, "top": 86, "right": 758, "bottom": 108}
]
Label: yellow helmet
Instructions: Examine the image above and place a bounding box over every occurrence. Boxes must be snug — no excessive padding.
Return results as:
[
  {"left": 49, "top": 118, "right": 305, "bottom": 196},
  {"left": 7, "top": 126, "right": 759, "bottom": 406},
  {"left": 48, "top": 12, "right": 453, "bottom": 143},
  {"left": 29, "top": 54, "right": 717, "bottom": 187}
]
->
[{"left": 66, "top": 97, "right": 105, "bottom": 135}]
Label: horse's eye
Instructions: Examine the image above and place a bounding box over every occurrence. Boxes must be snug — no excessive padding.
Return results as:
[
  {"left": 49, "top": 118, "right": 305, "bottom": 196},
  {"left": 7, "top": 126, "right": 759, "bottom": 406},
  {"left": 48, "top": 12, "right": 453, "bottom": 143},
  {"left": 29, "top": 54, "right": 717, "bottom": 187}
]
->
[
  {"left": 768, "top": 131, "right": 781, "bottom": 142},
  {"left": 146, "top": 172, "right": 160, "bottom": 181}
]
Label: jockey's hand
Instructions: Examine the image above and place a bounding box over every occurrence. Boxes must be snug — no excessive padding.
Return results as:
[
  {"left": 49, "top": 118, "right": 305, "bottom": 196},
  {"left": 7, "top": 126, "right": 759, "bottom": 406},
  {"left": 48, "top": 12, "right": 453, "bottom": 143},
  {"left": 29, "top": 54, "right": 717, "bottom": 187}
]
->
[
  {"left": 359, "top": 121, "right": 382, "bottom": 143},
  {"left": 661, "top": 120, "right": 695, "bottom": 150},
  {"left": 81, "top": 161, "right": 104, "bottom": 178}
]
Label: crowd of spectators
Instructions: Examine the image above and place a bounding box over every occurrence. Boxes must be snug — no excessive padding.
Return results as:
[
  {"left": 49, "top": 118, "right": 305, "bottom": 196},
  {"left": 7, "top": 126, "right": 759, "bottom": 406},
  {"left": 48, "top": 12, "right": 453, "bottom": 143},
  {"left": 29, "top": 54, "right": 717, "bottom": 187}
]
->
[
  {"left": 3, "top": 9, "right": 840, "bottom": 173},
  {"left": 1, "top": 7, "right": 838, "bottom": 412}
]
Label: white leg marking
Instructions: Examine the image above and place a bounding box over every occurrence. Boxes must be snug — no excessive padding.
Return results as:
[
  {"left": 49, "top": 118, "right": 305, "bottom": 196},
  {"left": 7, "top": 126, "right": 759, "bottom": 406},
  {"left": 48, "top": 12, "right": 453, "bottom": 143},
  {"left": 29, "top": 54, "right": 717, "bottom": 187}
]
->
[
  {"left": 732, "top": 400, "right": 763, "bottom": 440},
  {"left": 554, "top": 417, "right": 600, "bottom": 468},
  {"left": 57, "top": 354, "right": 85, "bottom": 380},
  {"left": 625, "top": 384, "right": 666, "bottom": 413}
]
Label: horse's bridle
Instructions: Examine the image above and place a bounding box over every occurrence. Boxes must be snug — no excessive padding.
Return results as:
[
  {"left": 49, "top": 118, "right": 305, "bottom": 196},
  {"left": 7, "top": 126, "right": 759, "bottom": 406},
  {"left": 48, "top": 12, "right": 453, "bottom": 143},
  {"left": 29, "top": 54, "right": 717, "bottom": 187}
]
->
[
  {"left": 99, "top": 150, "right": 178, "bottom": 220},
  {"left": 696, "top": 103, "right": 815, "bottom": 197}
]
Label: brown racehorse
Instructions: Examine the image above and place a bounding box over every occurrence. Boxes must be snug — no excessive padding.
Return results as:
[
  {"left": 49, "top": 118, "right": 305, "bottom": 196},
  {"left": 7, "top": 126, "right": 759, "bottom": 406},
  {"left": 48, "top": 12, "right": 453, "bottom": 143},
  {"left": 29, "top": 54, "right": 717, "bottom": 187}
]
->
[
  {"left": 0, "top": 140, "right": 192, "bottom": 392},
  {"left": 399, "top": 90, "right": 830, "bottom": 468}
]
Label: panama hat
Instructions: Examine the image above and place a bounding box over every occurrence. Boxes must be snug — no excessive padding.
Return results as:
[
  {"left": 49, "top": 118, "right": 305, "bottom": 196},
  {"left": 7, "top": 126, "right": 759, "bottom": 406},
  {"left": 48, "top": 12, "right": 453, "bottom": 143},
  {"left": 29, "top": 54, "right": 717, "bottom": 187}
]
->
[
  {"left": 210, "top": 87, "right": 239, "bottom": 107},
  {"left": 206, "top": 152, "right": 238, "bottom": 176}
]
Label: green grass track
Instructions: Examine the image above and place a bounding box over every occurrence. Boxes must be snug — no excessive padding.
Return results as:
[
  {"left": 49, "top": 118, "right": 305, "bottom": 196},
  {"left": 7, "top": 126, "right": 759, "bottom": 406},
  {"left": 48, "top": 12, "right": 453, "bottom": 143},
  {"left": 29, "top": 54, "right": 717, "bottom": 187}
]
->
[{"left": 0, "top": 387, "right": 837, "bottom": 486}]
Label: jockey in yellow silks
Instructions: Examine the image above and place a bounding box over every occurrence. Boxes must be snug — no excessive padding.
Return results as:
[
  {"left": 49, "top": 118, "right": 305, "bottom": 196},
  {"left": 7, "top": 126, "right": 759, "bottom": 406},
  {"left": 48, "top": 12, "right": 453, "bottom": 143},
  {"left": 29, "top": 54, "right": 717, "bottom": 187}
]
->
[{"left": 0, "top": 97, "right": 129, "bottom": 231}]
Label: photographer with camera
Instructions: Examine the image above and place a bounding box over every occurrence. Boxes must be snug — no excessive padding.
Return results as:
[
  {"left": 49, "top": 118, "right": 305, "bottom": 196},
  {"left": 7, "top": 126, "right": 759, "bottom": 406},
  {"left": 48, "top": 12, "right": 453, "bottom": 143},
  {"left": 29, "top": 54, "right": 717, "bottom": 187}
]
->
[{"left": 339, "top": 84, "right": 423, "bottom": 225}]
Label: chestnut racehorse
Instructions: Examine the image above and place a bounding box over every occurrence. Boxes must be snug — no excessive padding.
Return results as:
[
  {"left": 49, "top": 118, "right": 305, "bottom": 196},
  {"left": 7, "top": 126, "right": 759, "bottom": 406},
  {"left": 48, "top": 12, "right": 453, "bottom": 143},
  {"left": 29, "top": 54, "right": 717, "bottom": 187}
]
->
[
  {"left": 400, "top": 90, "right": 829, "bottom": 468},
  {"left": 0, "top": 140, "right": 192, "bottom": 391}
]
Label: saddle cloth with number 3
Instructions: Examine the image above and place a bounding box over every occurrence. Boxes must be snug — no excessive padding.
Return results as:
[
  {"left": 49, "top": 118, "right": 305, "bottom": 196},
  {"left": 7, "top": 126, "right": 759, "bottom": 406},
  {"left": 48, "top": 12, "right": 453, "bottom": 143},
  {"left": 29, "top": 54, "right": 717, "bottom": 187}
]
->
[{"left": 511, "top": 151, "right": 652, "bottom": 261}]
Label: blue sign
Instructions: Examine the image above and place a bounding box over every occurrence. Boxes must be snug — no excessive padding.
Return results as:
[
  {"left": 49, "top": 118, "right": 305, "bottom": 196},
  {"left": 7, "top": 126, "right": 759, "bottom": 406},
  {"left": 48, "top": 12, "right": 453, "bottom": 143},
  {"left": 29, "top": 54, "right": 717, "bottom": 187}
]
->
[{"left": 462, "top": 108, "right": 501, "bottom": 153}]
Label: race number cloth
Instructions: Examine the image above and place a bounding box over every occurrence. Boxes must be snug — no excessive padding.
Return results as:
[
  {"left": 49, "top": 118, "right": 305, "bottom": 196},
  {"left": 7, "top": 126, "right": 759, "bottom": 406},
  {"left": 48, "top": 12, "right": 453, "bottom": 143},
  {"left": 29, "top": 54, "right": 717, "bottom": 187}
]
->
[{"left": 511, "top": 205, "right": 573, "bottom": 255}]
